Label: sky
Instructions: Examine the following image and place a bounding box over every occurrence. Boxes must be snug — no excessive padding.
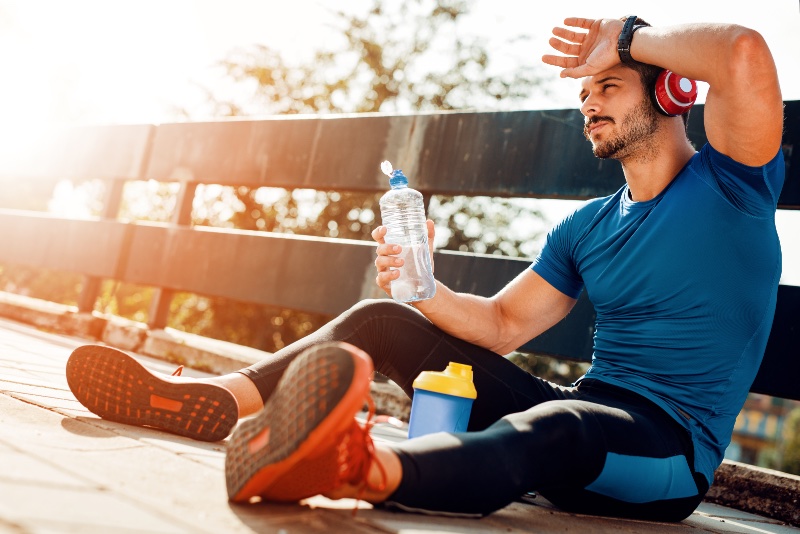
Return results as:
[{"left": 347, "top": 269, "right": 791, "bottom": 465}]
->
[
  {"left": 1, "top": 0, "right": 798, "bottom": 125},
  {"left": 0, "top": 0, "right": 798, "bottom": 282}
]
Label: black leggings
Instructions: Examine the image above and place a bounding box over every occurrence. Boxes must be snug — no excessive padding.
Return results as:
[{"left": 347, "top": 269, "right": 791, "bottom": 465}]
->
[{"left": 239, "top": 299, "right": 708, "bottom": 521}]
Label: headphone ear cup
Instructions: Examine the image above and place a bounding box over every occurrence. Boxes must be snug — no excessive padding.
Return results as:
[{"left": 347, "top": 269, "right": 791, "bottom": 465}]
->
[{"left": 652, "top": 69, "right": 698, "bottom": 116}]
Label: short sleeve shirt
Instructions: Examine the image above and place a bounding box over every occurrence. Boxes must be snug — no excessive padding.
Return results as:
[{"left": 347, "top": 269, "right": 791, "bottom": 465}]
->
[{"left": 531, "top": 143, "right": 785, "bottom": 484}]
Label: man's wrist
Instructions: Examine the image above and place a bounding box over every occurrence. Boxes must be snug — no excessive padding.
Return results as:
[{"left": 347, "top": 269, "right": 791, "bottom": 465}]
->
[{"left": 617, "top": 15, "right": 646, "bottom": 65}]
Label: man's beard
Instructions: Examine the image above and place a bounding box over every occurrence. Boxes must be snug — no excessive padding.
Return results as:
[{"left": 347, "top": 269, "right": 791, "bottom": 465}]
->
[{"left": 584, "top": 97, "right": 661, "bottom": 161}]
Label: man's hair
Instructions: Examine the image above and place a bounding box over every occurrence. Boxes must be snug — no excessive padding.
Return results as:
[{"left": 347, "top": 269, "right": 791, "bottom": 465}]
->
[{"left": 619, "top": 17, "right": 691, "bottom": 130}]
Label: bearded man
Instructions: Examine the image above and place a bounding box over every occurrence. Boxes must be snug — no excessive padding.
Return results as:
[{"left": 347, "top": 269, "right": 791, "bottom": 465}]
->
[{"left": 67, "top": 15, "right": 784, "bottom": 522}]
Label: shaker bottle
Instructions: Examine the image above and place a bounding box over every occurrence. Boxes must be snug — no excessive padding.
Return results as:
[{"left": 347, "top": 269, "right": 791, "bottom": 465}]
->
[{"left": 408, "top": 362, "right": 477, "bottom": 439}]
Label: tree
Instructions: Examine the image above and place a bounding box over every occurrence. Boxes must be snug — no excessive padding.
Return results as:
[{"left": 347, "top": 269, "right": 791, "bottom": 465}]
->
[
  {"left": 187, "top": 0, "right": 550, "bottom": 251},
  {"left": 6, "top": 0, "right": 554, "bottom": 359},
  {"left": 206, "top": 0, "right": 544, "bottom": 116},
  {"left": 159, "top": 0, "right": 553, "bottom": 353}
]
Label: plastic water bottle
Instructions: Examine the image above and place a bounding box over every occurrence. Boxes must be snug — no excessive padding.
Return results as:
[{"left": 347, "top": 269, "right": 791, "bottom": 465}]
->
[
  {"left": 379, "top": 161, "right": 436, "bottom": 303},
  {"left": 408, "top": 362, "right": 477, "bottom": 438}
]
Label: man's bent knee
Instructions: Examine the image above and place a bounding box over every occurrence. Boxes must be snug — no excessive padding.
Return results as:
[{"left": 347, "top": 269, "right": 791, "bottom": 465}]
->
[{"left": 343, "top": 299, "right": 425, "bottom": 323}]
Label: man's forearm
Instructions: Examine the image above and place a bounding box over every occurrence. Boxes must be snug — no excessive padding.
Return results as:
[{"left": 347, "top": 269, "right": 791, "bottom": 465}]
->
[
  {"left": 629, "top": 22, "right": 772, "bottom": 88},
  {"left": 411, "top": 280, "right": 507, "bottom": 354},
  {"left": 629, "top": 21, "right": 781, "bottom": 166}
]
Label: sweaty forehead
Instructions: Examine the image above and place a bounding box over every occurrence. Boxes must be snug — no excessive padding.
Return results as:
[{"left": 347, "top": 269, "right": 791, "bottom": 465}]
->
[{"left": 579, "top": 66, "right": 637, "bottom": 97}]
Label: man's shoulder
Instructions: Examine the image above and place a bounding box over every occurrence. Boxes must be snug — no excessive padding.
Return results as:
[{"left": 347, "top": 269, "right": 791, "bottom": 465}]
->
[
  {"left": 683, "top": 142, "right": 785, "bottom": 216},
  {"left": 574, "top": 190, "right": 622, "bottom": 219},
  {"left": 693, "top": 142, "right": 784, "bottom": 175}
]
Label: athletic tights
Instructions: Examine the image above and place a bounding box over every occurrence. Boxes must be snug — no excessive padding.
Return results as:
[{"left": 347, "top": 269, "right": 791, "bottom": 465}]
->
[{"left": 238, "top": 299, "right": 709, "bottom": 521}]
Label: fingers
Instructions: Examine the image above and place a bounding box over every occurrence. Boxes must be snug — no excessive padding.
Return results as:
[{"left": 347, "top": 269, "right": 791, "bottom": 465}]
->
[
  {"left": 541, "top": 54, "right": 579, "bottom": 70},
  {"left": 371, "top": 225, "right": 387, "bottom": 244},
  {"left": 552, "top": 27, "right": 586, "bottom": 44},
  {"left": 544, "top": 21, "right": 591, "bottom": 74},
  {"left": 376, "top": 243, "right": 401, "bottom": 261},
  {"left": 426, "top": 219, "right": 435, "bottom": 240},
  {"left": 562, "top": 17, "right": 595, "bottom": 29},
  {"left": 375, "top": 270, "right": 399, "bottom": 295},
  {"left": 543, "top": 18, "right": 621, "bottom": 79},
  {"left": 549, "top": 39, "right": 582, "bottom": 58},
  {"left": 374, "top": 246, "right": 401, "bottom": 295},
  {"left": 560, "top": 61, "right": 603, "bottom": 79},
  {"left": 374, "top": 226, "right": 402, "bottom": 295}
]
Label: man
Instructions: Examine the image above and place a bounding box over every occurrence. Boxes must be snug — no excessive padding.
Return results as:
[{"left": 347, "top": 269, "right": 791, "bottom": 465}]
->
[{"left": 67, "top": 16, "right": 784, "bottom": 521}]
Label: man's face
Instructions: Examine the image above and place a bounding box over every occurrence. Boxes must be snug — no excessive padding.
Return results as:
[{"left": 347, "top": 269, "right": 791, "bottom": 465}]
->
[{"left": 579, "top": 66, "right": 661, "bottom": 160}]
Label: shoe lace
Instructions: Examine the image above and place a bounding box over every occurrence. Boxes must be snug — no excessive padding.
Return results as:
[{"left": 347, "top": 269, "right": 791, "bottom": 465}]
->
[{"left": 335, "top": 394, "right": 387, "bottom": 515}]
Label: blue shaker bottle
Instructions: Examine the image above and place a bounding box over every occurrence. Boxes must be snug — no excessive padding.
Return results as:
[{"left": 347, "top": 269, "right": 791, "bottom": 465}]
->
[{"left": 408, "top": 362, "right": 478, "bottom": 438}]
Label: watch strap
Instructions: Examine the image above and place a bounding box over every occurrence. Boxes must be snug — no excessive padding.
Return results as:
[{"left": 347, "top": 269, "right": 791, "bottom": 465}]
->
[{"left": 617, "top": 15, "right": 645, "bottom": 65}]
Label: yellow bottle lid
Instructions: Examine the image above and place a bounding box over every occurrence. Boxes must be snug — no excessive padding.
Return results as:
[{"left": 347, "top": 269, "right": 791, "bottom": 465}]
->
[{"left": 412, "top": 362, "right": 477, "bottom": 399}]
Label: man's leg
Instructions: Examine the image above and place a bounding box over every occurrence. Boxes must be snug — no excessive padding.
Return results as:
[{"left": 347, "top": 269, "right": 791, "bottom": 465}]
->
[
  {"left": 368, "top": 380, "right": 706, "bottom": 521},
  {"left": 66, "top": 345, "right": 240, "bottom": 442},
  {"left": 228, "top": 347, "right": 691, "bottom": 518},
  {"left": 234, "top": 299, "right": 573, "bottom": 430},
  {"left": 67, "top": 298, "right": 569, "bottom": 440}
]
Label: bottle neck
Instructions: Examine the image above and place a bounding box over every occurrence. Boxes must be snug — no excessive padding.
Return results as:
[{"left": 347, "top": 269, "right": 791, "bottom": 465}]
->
[{"left": 389, "top": 169, "right": 409, "bottom": 189}]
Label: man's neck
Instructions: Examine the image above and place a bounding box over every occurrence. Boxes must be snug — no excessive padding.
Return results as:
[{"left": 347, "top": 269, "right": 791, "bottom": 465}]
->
[{"left": 620, "top": 128, "right": 696, "bottom": 202}]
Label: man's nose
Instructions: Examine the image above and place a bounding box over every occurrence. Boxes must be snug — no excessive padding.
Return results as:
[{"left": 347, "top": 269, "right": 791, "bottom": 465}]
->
[{"left": 580, "top": 93, "right": 599, "bottom": 117}]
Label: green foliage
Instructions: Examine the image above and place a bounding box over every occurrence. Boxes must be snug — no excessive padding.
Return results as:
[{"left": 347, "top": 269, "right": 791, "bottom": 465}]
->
[
  {"left": 128, "top": 0, "right": 552, "bottom": 355},
  {"left": 5, "top": 0, "right": 561, "bottom": 382},
  {"left": 169, "top": 293, "right": 324, "bottom": 352},
  {"left": 0, "top": 264, "right": 82, "bottom": 306},
  {"left": 206, "top": 0, "right": 544, "bottom": 116},
  {"left": 431, "top": 196, "right": 546, "bottom": 257},
  {"left": 781, "top": 407, "right": 800, "bottom": 475},
  {"left": 507, "top": 352, "right": 590, "bottom": 387},
  {"left": 96, "top": 281, "right": 153, "bottom": 324}
]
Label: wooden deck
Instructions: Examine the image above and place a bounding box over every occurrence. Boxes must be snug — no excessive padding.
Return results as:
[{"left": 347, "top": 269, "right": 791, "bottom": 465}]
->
[{"left": 0, "top": 315, "right": 797, "bottom": 534}]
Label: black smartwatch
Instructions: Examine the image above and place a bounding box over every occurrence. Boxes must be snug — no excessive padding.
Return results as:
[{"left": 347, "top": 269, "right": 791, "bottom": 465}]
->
[{"left": 617, "top": 15, "right": 645, "bottom": 65}]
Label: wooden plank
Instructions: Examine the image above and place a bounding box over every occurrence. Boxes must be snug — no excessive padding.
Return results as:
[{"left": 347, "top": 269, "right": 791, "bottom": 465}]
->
[
  {"left": 0, "top": 210, "right": 128, "bottom": 277},
  {"left": 686, "top": 101, "right": 799, "bottom": 209},
  {"left": 413, "top": 109, "right": 623, "bottom": 199},
  {"left": 143, "top": 115, "right": 418, "bottom": 192},
  {"left": 751, "top": 284, "right": 800, "bottom": 400},
  {"left": 121, "top": 224, "right": 381, "bottom": 317},
  {"left": 1, "top": 210, "right": 796, "bottom": 400},
  {"left": 0, "top": 103, "right": 794, "bottom": 207},
  {"left": 142, "top": 110, "right": 625, "bottom": 198},
  {"left": 777, "top": 100, "right": 800, "bottom": 209},
  {"left": 140, "top": 102, "right": 799, "bottom": 208}
]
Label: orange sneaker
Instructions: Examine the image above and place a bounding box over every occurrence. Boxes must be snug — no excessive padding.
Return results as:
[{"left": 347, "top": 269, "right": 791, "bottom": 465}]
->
[
  {"left": 225, "top": 341, "right": 383, "bottom": 503},
  {"left": 66, "top": 345, "right": 238, "bottom": 442}
]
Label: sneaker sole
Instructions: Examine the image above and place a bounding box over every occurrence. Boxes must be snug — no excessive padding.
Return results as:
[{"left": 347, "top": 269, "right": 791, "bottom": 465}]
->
[
  {"left": 66, "top": 345, "right": 238, "bottom": 442},
  {"left": 225, "top": 341, "right": 373, "bottom": 502}
]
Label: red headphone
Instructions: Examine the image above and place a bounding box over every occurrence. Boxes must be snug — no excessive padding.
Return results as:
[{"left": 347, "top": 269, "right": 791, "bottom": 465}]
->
[{"left": 652, "top": 69, "right": 698, "bottom": 116}]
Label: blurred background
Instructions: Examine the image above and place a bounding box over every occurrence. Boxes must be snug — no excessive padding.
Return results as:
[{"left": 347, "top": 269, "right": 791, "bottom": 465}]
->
[{"left": 0, "top": 0, "right": 798, "bottom": 472}]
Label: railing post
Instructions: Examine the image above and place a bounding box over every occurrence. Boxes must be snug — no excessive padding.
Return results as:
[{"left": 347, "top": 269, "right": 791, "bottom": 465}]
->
[
  {"left": 76, "top": 179, "right": 126, "bottom": 313},
  {"left": 147, "top": 181, "right": 197, "bottom": 329}
]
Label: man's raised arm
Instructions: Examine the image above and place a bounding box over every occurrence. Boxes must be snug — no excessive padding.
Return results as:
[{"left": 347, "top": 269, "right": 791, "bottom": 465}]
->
[
  {"left": 544, "top": 17, "right": 783, "bottom": 166},
  {"left": 628, "top": 21, "right": 782, "bottom": 166}
]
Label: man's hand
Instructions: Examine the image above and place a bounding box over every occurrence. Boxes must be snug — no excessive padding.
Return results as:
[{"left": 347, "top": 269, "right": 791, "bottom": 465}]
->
[
  {"left": 542, "top": 17, "right": 625, "bottom": 78},
  {"left": 371, "top": 220, "right": 435, "bottom": 298}
]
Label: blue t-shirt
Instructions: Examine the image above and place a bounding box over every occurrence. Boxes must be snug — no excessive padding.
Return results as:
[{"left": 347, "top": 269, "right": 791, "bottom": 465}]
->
[{"left": 532, "top": 143, "right": 785, "bottom": 485}]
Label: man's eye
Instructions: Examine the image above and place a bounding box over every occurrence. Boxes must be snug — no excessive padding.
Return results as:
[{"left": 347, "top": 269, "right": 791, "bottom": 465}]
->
[{"left": 603, "top": 84, "right": 616, "bottom": 91}]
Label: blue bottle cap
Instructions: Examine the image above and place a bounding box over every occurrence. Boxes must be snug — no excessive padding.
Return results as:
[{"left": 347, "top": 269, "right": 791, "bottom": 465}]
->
[{"left": 389, "top": 169, "right": 408, "bottom": 188}]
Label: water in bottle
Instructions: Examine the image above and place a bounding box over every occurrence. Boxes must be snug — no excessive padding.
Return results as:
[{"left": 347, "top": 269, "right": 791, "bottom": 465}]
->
[{"left": 379, "top": 161, "right": 436, "bottom": 303}]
